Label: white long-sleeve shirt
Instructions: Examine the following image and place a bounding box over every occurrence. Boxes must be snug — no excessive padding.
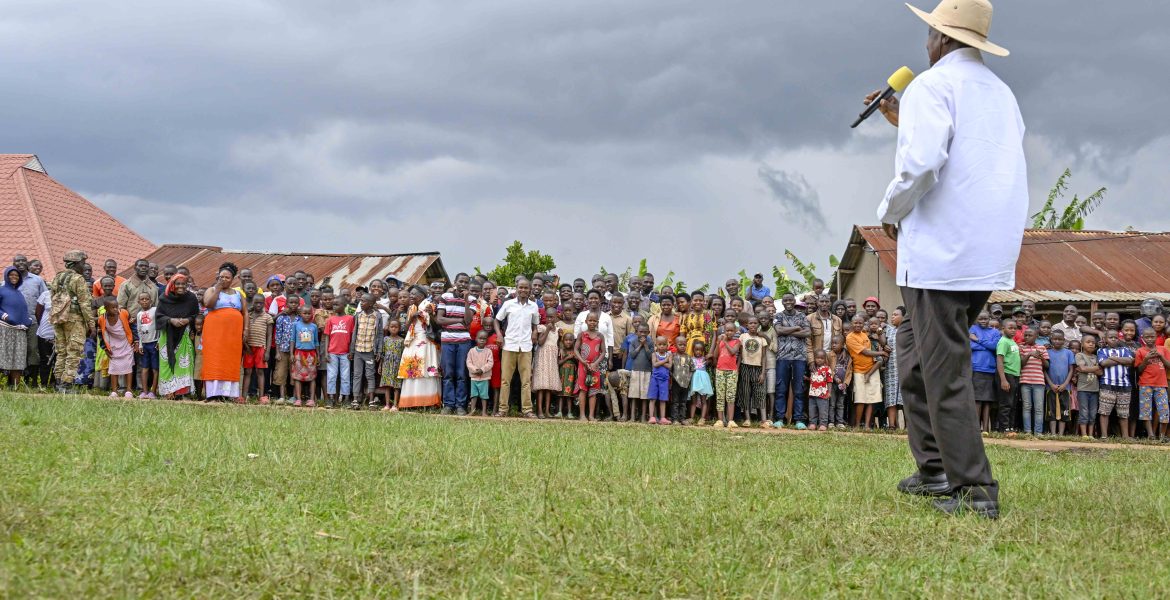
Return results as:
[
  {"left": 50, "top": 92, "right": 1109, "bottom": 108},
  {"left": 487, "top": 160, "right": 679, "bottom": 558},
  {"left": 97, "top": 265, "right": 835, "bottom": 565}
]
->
[
  {"left": 877, "top": 48, "right": 1028, "bottom": 291},
  {"left": 574, "top": 309, "right": 614, "bottom": 349}
]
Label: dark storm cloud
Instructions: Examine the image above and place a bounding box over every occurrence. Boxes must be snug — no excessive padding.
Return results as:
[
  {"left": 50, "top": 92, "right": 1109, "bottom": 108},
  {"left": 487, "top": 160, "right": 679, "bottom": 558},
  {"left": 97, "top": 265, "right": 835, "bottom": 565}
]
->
[
  {"left": 1, "top": 0, "right": 1167, "bottom": 283},
  {"left": 757, "top": 165, "right": 827, "bottom": 231}
]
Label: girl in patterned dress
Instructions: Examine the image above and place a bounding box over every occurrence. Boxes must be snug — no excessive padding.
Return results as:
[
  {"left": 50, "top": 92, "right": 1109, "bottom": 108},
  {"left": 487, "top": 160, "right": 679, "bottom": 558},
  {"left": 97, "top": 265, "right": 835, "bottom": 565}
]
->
[
  {"left": 557, "top": 332, "right": 577, "bottom": 418},
  {"left": 379, "top": 319, "right": 405, "bottom": 411},
  {"left": 575, "top": 311, "right": 606, "bottom": 422},
  {"left": 532, "top": 307, "right": 562, "bottom": 419}
]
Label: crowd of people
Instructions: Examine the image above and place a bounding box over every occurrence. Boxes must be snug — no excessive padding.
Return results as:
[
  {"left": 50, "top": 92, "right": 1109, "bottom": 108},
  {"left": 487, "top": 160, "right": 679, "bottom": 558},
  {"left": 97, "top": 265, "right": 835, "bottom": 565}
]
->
[{"left": 2, "top": 252, "right": 1168, "bottom": 440}]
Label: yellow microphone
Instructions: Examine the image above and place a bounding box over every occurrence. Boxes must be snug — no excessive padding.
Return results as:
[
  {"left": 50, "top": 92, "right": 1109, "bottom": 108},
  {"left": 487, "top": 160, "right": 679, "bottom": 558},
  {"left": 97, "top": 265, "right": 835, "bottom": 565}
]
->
[{"left": 851, "top": 66, "right": 915, "bottom": 128}]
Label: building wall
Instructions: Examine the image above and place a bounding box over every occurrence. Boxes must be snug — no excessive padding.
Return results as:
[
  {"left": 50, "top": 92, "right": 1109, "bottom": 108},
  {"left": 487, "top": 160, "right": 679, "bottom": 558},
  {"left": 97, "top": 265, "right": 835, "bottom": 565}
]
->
[{"left": 841, "top": 252, "right": 904, "bottom": 309}]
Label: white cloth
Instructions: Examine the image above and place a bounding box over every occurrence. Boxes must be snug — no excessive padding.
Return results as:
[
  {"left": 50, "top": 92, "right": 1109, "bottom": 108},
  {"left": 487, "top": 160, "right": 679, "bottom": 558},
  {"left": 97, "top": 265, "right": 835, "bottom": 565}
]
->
[
  {"left": 36, "top": 289, "right": 54, "bottom": 340},
  {"left": 495, "top": 297, "right": 540, "bottom": 352},
  {"left": 204, "top": 380, "right": 240, "bottom": 398},
  {"left": 877, "top": 48, "right": 1028, "bottom": 291},
  {"left": 573, "top": 310, "right": 615, "bottom": 349}
]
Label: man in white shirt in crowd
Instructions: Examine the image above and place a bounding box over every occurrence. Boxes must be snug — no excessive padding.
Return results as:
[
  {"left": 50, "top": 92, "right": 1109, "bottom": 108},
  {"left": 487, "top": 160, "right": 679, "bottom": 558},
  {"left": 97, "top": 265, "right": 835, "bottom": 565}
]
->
[
  {"left": 869, "top": 0, "right": 1025, "bottom": 519},
  {"left": 493, "top": 278, "right": 540, "bottom": 418}
]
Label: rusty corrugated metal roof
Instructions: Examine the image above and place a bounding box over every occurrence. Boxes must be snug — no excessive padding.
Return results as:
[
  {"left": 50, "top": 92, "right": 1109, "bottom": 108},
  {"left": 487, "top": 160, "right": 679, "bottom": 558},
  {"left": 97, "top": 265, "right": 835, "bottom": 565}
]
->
[
  {"left": 988, "top": 290, "right": 1170, "bottom": 303},
  {"left": 844, "top": 226, "right": 1170, "bottom": 300},
  {"left": 140, "top": 244, "right": 448, "bottom": 290}
]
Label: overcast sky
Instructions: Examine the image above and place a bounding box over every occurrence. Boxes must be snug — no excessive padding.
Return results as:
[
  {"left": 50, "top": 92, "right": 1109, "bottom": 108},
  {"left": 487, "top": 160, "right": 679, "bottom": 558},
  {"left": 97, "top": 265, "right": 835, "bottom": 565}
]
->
[{"left": 4, "top": 0, "right": 1166, "bottom": 287}]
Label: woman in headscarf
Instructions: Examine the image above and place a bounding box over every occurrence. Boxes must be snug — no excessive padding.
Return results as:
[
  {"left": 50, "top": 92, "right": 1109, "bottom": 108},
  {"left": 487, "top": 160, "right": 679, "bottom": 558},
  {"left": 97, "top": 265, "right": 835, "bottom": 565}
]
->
[
  {"left": 396, "top": 285, "right": 441, "bottom": 408},
  {"left": 0, "top": 266, "right": 33, "bottom": 386},
  {"left": 201, "top": 262, "right": 248, "bottom": 401},
  {"left": 156, "top": 273, "right": 200, "bottom": 398}
]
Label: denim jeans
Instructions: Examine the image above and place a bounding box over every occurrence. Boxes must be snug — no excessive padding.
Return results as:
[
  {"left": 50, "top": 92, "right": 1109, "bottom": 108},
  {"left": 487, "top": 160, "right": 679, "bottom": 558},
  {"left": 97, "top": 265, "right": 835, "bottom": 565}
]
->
[
  {"left": 1077, "top": 391, "right": 1098, "bottom": 425},
  {"left": 441, "top": 340, "right": 472, "bottom": 410},
  {"left": 1020, "top": 383, "right": 1045, "bottom": 434},
  {"left": 774, "top": 358, "right": 807, "bottom": 424},
  {"left": 326, "top": 353, "right": 351, "bottom": 396}
]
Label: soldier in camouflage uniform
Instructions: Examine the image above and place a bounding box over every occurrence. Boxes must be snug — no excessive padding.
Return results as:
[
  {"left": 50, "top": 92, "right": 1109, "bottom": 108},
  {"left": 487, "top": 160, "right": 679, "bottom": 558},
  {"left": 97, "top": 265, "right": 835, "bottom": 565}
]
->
[{"left": 49, "top": 250, "right": 93, "bottom": 393}]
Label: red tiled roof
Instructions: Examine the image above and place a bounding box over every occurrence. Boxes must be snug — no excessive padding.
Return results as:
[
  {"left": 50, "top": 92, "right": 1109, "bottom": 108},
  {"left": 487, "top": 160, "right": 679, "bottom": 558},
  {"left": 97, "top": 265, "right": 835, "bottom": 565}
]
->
[
  {"left": 142, "top": 245, "right": 449, "bottom": 291},
  {"left": 0, "top": 154, "right": 157, "bottom": 278},
  {"left": 846, "top": 225, "right": 1170, "bottom": 301}
]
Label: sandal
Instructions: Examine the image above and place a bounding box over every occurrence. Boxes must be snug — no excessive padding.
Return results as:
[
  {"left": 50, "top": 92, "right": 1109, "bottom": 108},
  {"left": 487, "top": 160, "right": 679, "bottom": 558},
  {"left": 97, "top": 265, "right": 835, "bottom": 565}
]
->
[{"left": 522, "top": 411, "right": 537, "bottom": 419}]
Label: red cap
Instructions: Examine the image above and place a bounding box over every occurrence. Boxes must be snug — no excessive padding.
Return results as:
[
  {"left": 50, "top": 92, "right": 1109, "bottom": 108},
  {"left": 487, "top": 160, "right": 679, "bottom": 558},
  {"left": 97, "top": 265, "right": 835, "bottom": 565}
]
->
[{"left": 864, "top": 296, "right": 881, "bottom": 307}]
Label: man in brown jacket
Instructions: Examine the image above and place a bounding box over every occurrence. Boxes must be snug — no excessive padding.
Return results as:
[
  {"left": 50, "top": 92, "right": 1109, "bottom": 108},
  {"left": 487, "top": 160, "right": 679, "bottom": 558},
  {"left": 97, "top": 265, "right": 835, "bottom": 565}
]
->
[{"left": 807, "top": 294, "right": 843, "bottom": 365}]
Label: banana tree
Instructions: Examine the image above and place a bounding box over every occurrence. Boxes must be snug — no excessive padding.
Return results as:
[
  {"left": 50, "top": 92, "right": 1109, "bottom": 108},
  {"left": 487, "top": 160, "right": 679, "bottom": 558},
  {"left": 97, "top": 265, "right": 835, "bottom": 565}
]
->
[{"left": 1030, "top": 168, "right": 1106, "bottom": 230}]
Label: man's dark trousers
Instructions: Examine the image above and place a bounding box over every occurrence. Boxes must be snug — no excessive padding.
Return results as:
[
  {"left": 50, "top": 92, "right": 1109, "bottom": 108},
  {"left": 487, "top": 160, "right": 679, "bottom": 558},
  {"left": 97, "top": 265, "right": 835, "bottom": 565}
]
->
[{"left": 897, "top": 287, "right": 997, "bottom": 499}]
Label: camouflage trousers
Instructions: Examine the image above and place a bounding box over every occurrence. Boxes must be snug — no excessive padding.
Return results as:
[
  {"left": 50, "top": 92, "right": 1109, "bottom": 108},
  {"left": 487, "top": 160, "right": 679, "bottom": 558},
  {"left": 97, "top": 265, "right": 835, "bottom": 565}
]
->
[{"left": 52, "top": 320, "right": 87, "bottom": 386}]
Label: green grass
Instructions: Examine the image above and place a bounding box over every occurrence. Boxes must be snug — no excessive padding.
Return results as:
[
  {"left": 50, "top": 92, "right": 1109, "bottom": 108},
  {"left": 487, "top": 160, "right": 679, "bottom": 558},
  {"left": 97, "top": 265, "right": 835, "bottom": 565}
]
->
[{"left": 2, "top": 393, "right": 1170, "bottom": 598}]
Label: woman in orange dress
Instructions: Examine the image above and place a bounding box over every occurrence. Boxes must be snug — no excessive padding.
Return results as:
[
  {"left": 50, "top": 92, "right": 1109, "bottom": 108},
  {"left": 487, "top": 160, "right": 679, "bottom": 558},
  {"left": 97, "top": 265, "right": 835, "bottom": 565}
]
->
[
  {"left": 397, "top": 285, "right": 441, "bottom": 408},
  {"left": 200, "top": 262, "right": 248, "bottom": 401}
]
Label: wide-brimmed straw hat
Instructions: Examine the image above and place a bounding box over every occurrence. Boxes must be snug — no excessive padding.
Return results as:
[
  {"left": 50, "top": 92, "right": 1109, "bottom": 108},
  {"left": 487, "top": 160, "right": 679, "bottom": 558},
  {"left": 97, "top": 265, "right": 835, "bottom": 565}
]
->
[{"left": 907, "top": 0, "right": 1009, "bottom": 57}]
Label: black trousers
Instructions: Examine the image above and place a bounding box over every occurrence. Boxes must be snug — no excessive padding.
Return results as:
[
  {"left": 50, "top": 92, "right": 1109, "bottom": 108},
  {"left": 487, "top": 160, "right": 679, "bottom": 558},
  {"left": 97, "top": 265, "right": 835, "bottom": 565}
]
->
[
  {"left": 898, "top": 287, "right": 996, "bottom": 497},
  {"left": 36, "top": 338, "right": 56, "bottom": 387},
  {"left": 670, "top": 381, "right": 689, "bottom": 422}
]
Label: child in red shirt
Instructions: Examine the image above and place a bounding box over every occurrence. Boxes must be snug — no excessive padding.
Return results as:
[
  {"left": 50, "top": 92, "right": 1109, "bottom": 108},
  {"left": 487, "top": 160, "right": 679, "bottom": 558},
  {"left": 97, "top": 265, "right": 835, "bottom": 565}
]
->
[
  {"left": 323, "top": 297, "right": 356, "bottom": 408},
  {"left": 808, "top": 349, "right": 833, "bottom": 431},
  {"left": 1135, "top": 328, "right": 1170, "bottom": 440},
  {"left": 714, "top": 322, "right": 741, "bottom": 428}
]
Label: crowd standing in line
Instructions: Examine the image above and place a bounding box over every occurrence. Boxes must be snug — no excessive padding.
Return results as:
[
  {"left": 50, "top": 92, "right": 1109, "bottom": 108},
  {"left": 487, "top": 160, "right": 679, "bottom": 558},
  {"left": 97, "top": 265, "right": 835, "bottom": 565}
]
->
[{"left": 2, "top": 252, "right": 1168, "bottom": 440}]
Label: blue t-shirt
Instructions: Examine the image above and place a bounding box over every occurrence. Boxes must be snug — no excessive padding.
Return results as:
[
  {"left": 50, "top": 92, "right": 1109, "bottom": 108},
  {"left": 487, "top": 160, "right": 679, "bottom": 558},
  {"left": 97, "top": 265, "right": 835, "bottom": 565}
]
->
[
  {"left": 622, "top": 333, "right": 639, "bottom": 370},
  {"left": 1047, "top": 347, "right": 1075, "bottom": 386},
  {"left": 292, "top": 321, "right": 318, "bottom": 351}
]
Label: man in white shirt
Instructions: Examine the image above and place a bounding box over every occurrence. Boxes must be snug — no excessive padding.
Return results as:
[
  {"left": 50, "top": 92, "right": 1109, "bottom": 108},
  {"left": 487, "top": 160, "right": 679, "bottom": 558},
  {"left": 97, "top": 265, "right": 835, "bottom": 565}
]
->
[
  {"left": 493, "top": 278, "right": 540, "bottom": 418},
  {"left": 1051, "top": 305, "right": 1083, "bottom": 344},
  {"left": 869, "top": 0, "right": 1024, "bottom": 519}
]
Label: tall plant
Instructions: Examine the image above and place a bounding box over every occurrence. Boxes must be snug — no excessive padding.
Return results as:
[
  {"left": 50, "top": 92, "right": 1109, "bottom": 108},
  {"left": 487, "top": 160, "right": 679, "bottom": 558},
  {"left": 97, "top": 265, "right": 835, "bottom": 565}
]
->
[
  {"left": 771, "top": 250, "right": 838, "bottom": 297},
  {"left": 1030, "top": 168, "right": 1106, "bottom": 230}
]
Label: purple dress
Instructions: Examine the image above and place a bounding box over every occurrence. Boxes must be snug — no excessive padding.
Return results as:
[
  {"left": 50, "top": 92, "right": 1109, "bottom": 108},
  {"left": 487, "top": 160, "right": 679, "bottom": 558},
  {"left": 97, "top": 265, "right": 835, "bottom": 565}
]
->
[{"left": 105, "top": 317, "right": 134, "bottom": 376}]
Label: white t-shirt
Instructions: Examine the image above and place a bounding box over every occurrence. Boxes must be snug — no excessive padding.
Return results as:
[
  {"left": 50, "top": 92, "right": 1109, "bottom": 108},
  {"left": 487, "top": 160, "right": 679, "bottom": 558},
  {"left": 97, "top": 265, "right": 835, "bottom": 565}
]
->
[
  {"left": 36, "top": 289, "right": 54, "bottom": 340},
  {"left": 137, "top": 307, "right": 160, "bottom": 344}
]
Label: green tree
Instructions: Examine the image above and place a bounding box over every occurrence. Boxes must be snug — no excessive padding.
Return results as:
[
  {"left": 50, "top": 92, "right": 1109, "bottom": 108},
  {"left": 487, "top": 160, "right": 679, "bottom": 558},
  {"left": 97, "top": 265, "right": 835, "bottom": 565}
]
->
[
  {"left": 1030, "top": 169, "right": 1107, "bottom": 230},
  {"left": 475, "top": 241, "right": 556, "bottom": 284},
  {"left": 771, "top": 250, "right": 838, "bottom": 297},
  {"left": 618, "top": 259, "right": 708, "bottom": 295}
]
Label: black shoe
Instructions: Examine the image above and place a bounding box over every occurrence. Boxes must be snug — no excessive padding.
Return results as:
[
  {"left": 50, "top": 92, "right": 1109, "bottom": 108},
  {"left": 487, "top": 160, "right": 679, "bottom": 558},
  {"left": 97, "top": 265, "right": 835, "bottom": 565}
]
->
[
  {"left": 897, "top": 472, "right": 951, "bottom": 497},
  {"left": 932, "top": 487, "right": 1000, "bottom": 520},
  {"left": 440, "top": 407, "right": 454, "bottom": 416},
  {"left": 455, "top": 408, "right": 468, "bottom": 417}
]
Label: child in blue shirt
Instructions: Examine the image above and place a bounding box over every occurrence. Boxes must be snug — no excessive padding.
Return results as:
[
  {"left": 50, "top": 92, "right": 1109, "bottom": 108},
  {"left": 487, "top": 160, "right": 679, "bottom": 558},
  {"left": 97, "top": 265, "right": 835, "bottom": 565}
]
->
[
  {"left": 290, "top": 305, "right": 320, "bottom": 407},
  {"left": 273, "top": 296, "right": 301, "bottom": 403},
  {"left": 1045, "top": 329, "right": 1076, "bottom": 435}
]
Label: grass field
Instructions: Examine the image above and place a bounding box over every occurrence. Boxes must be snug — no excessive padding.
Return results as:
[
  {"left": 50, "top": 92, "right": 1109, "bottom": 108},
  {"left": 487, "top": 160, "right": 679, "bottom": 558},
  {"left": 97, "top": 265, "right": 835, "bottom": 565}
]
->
[{"left": 3, "top": 393, "right": 1170, "bottom": 598}]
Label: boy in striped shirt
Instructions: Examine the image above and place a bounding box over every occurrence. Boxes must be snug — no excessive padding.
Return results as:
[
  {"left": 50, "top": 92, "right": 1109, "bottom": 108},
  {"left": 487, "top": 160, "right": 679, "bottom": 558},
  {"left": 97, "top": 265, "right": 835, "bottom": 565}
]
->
[{"left": 1097, "top": 330, "right": 1135, "bottom": 439}]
